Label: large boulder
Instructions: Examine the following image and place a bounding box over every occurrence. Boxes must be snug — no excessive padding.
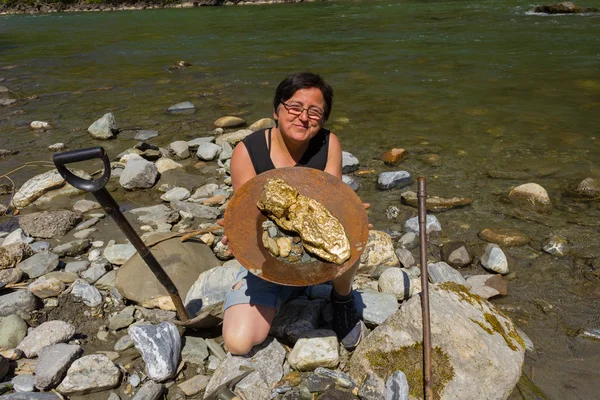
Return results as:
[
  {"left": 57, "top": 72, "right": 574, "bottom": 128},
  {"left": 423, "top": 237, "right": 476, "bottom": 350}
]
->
[
  {"left": 116, "top": 233, "right": 221, "bottom": 309},
  {"left": 348, "top": 283, "right": 525, "bottom": 400},
  {"left": 19, "top": 210, "right": 81, "bottom": 239}
]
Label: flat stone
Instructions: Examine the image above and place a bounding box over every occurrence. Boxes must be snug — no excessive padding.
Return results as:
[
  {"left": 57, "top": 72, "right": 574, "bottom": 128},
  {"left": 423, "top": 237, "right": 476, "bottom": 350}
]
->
[
  {"left": 19, "top": 210, "right": 80, "bottom": 239},
  {"left": 342, "top": 151, "right": 359, "bottom": 174},
  {"left": 354, "top": 289, "right": 399, "bottom": 326},
  {"left": 108, "top": 306, "right": 136, "bottom": 331},
  {"left": 113, "top": 335, "right": 134, "bottom": 351},
  {"left": 160, "top": 187, "right": 190, "bottom": 202},
  {"left": 28, "top": 276, "right": 65, "bottom": 298},
  {"left": 11, "top": 170, "right": 66, "bottom": 209},
  {"left": 56, "top": 354, "right": 120, "bottom": 395},
  {"left": 167, "top": 101, "right": 195, "bottom": 113},
  {"left": 135, "top": 130, "right": 159, "bottom": 141},
  {"left": 428, "top": 262, "right": 467, "bottom": 286},
  {"left": 74, "top": 217, "right": 100, "bottom": 231},
  {"left": 214, "top": 116, "right": 245, "bottom": 128},
  {"left": 17, "top": 320, "right": 76, "bottom": 358},
  {"left": 128, "top": 322, "right": 181, "bottom": 381},
  {"left": 35, "top": 343, "right": 83, "bottom": 390},
  {"left": 178, "top": 374, "right": 210, "bottom": 396},
  {"left": 170, "top": 200, "right": 219, "bottom": 220},
  {"left": 16, "top": 252, "right": 59, "bottom": 279},
  {"left": 478, "top": 228, "right": 529, "bottom": 247},
  {"left": 377, "top": 171, "right": 412, "bottom": 190},
  {"left": 400, "top": 191, "right": 472, "bottom": 212},
  {"left": 103, "top": 241, "right": 136, "bottom": 265},
  {"left": 131, "top": 381, "right": 164, "bottom": 400},
  {"left": 181, "top": 336, "right": 209, "bottom": 365},
  {"left": 51, "top": 239, "right": 90, "bottom": 257},
  {"left": 0, "top": 314, "right": 28, "bottom": 350},
  {"left": 0, "top": 291, "right": 37, "bottom": 318},
  {"left": 64, "top": 261, "right": 90, "bottom": 274}
]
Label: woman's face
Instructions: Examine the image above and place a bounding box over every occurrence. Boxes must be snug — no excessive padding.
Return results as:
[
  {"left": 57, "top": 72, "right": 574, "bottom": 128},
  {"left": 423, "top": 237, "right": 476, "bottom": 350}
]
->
[{"left": 274, "top": 87, "right": 326, "bottom": 144}]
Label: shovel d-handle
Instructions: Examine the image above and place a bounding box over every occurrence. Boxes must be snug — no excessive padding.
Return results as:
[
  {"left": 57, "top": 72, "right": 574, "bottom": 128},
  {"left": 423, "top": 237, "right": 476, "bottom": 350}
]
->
[
  {"left": 52, "top": 147, "right": 190, "bottom": 323},
  {"left": 53, "top": 146, "right": 112, "bottom": 193}
]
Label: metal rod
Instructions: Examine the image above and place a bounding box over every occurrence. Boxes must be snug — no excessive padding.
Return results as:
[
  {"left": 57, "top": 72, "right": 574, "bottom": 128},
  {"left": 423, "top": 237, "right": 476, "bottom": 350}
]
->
[
  {"left": 92, "top": 188, "right": 190, "bottom": 322},
  {"left": 417, "top": 176, "right": 433, "bottom": 399}
]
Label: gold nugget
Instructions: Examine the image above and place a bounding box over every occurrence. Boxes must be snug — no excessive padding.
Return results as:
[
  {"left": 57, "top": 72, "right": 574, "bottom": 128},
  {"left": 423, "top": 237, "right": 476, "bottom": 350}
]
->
[{"left": 257, "top": 178, "right": 351, "bottom": 264}]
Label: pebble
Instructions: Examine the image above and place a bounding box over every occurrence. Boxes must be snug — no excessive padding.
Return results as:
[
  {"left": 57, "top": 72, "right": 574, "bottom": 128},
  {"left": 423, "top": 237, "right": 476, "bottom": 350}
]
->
[
  {"left": 376, "top": 171, "right": 412, "bottom": 190},
  {"left": 17, "top": 320, "right": 76, "bottom": 358},
  {"left": 478, "top": 228, "right": 529, "bottom": 247},
  {"left": 128, "top": 374, "right": 141, "bottom": 387},
  {"left": 12, "top": 374, "right": 35, "bottom": 392},
  {"left": 480, "top": 243, "right": 509, "bottom": 274},
  {"left": 131, "top": 381, "right": 164, "bottom": 400},
  {"left": 0, "top": 291, "right": 37, "bottom": 318},
  {"left": 542, "top": 234, "right": 569, "bottom": 256},
  {"left": 71, "top": 282, "right": 103, "bottom": 307},
  {"left": 114, "top": 335, "right": 134, "bottom": 351}
]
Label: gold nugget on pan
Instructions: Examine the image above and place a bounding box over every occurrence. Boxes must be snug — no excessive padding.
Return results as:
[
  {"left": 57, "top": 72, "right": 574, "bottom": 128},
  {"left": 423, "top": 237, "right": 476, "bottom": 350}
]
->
[{"left": 257, "top": 178, "right": 351, "bottom": 264}]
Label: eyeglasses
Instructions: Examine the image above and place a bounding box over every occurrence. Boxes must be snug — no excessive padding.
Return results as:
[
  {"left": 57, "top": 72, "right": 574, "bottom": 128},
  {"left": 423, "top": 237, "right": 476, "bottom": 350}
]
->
[{"left": 281, "top": 102, "right": 324, "bottom": 120}]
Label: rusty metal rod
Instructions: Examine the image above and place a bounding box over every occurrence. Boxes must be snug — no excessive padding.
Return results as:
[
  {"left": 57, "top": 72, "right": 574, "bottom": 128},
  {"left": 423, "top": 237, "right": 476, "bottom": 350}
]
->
[{"left": 417, "top": 176, "right": 433, "bottom": 399}]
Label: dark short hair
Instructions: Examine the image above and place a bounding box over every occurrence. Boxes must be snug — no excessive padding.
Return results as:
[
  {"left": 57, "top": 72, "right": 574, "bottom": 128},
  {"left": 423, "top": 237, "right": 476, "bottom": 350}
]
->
[{"left": 273, "top": 72, "right": 334, "bottom": 121}]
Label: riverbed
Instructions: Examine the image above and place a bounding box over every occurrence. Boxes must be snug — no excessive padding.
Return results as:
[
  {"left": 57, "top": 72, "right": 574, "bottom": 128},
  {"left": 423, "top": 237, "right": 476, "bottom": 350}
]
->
[{"left": 1, "top": 1, "right": 599, "bottom": 398}]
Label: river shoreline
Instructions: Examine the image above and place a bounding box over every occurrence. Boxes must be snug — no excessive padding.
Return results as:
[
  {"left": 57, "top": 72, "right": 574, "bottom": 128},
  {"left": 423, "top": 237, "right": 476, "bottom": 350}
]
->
[{"left": 0, "top": 0, "right": 322, "bottom": 16}]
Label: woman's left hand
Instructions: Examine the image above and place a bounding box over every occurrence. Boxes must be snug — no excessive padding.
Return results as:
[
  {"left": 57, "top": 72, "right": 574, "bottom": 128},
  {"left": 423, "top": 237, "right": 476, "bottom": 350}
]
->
[{"left": 363, "top": 203, "right": 374, "bottom": 230}]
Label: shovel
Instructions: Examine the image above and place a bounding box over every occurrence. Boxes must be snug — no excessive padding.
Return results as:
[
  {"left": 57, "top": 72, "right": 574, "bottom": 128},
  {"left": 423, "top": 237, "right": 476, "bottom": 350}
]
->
[{"left": 53, "top": 146, "right": 192, "bottom": 323}]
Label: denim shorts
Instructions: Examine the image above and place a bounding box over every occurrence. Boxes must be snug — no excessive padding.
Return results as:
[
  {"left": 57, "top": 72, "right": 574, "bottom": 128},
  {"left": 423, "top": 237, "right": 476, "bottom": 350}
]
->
[{"left": 223, "top": 267, "right": 307, "bottom": 314}]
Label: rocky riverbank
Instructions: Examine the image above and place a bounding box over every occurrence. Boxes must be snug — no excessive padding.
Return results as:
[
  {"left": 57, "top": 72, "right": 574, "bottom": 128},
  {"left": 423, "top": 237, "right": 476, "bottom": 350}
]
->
[
  {"left": 0, "top": 0, "right": 323, "bottom": 16},
  {"left": 2, "top": 104, "right": 588, "bottom": 398}
]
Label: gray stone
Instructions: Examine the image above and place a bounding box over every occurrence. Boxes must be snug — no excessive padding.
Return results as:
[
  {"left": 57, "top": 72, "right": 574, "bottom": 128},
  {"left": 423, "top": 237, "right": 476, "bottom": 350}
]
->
[
  {"left": 65, "top": 261, "right": 90, "bottom": 274},
  {"left": 128, "top": 374, "right": 141, "bottom": 387},
  {"left": 184, "top": 265, "right": 240, "bottom": 319},
  {"left": 28, "top": 276, "right": 65, "bottom": 298},
  {"left": 384, "top": 371, "right": 409, "bottom": 400},
  {"left": 404, "top": 214, "right": 442, "bottom": 236},
  {"left": 214, "top": 129, "right": 252, "bottom": 148},
  {"left": 196, "top": 143, "right": 222, "bottom": 161},
  {"left": 204, "top": 354, "right": 254, "bottom": 400},
  {"left": 19, "top": 211, "right": 80, "bottom": 239},
  {"left": 88, "top": 113, "right": 117, "bottom": 140},
  {"left": 354, "top": 289, "right": 399, "bottom": 326},
  {"left": 56, "top": 354, "right": 121, "bottom": 395},
  {"left": 205, "top": 338, "right": 227, "bottom": 360},
  {"left": 0, "top": 314, "right": 28, "bottom": 350},
  {"left": 0, "top": 394, "right": 61, "bottom": 400},
  {"left": 398, "top": 232, "right": 418, "bottom": 249},
  {"left": 95, "top": 270, "right": 117, "bottom": 290},
  {"left": 314, "top": 367, "right": 356, "bottom": 389},
  {"left": 52, "top": 239, "right": 90, "bottom": 257},
  {"left": 378, "top": 268, "right": 413, "bottom": 301},
  {"left": 128, "top": 204, "right": 179, "bottom": 230},
  {"left": 170, "top": 200, "right": 219, "bottom": 220},
  {"left": 270, "top": 299, "right": 326, "bottom": 344},
  {"left": 190, "top": 183, "right": 219, "bottom": 200},
  {"left": 12, "top": 374, "right": 35, "bottom": 392},
  {"left": 135, "top": 130, "right": 159, "bottom": 141},
  {"left": 17, "top": 320, "right": 76, "bottom": 358},
  {"left": 168, "top": 141, "right": 190, "bottom": 159},
  {"left": 29, "top": 241, "right": 51, "bottom": 253},
  {"left": 129, "top": 322, "right": 181, "bottom": 381},
  {"left": 342, "top": 175, "right": 359, "bottom": 191},
  {"left": 108, "top": 306, "right": 136, "bottom": 331},
  {"left": 428, "top": 261, "right": 467, "bottom": 285},
  {"left": 306, "top": 374, "right": 335, "bottom": 392},
  {"left": 288, "top": 329, "right": 339, "bottom": 371},
  {"left": 358, "top": 374, "right": 385, "bottom": 400},
  {"left": 119, "top": 158, "right": 158, "bottom": 190},
  {"left": 181, "top": 336, "right": 209, "bottom": 365},
  {"left": 103, "top": 241, "right": 136, "bottom": 265},
  {"left": 73, "top": 228, "right": 96, "bottom": 239},
  {"left": 81, "top": 259, "right": 112, "bottom": 284},
  {"left": 35, "top": 343, "right": 83, "bottom": 390},
  {"left": 167, "top": 101, "right": 195, "bottom": 113},
  {"left": 376, "top": 171, "right": 412, "bottom": 190},
  {"left": 134, "top": 307, "right": 176, "bottom": 324},
  {"left": 131, "top": 381, "right": 164, "bottom": 400},
  {"left": 219, "top": 141, "right": 234, "bottom": 161},
  {"left": 74, "top": 217, "right": 100, "bottom": 231},
  {"left": 187, "top": 137, "right": 215, "bottom": 149},
  {"left": 0, "top": 268, "right": 23, "bottom": 287},
  {"left": 0, "top": 291, "right": 37, "bottom": 318},
  {"left": 342, "top": 152, "right": 359, "bottom": 174},
  {"left": 394, "top": 248, "right": 415, "bottom": 268},
  {"left": 348, "top": 285, "right": 525, "bottom": 400},
  {"left": 114, "top": 335, "right": 134, "bottom": 351},
  {"left": 16, "top": 251, "right": 59, "bottom": 278},
  {"left": 160, "top": 187, "right": 190, "bottom": 202},
  {"left": 441, "top": 242, "right": 472, "bottom": 268},
  {"left": 480, "top": 243, "right": 509, "bottom": 274},
  {"left": 2, "top": 229, "right": 29, "bottom": 246},
  {"left": 72, "top": 200, "right": 101, "bottom": 214},
  {"left": 71, "top": 283, "right": 103, "bottom": 307}
]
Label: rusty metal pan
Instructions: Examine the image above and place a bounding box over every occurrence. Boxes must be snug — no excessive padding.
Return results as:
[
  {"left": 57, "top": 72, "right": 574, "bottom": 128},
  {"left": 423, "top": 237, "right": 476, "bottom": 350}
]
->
[{"left": 224, "top": 167, "right": 369, "bottom": 287}]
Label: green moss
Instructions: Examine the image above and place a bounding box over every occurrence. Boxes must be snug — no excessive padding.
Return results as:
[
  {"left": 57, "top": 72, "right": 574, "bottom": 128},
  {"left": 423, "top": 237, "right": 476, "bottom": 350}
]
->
[
  {"left": 366, "top": 343, "right": 455, "bottom": 400},
  {"left": 438, "top": 282, "right": 485, "bottom": 308},
  {"left": 471, "top": 312, "right": 524, "bottom": 351}
]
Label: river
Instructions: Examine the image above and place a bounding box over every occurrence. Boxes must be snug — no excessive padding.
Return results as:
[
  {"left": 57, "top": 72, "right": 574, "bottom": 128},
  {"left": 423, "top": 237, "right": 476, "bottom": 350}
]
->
[{"left": 1, "top": 1, "right": 599, "bottom": 398}]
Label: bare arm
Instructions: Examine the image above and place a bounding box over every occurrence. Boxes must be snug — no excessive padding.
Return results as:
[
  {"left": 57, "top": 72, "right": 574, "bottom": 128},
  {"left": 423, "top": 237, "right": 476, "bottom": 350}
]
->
[
  {"left": 324, "top": 132, "right": 343, "bottom": 180},
  {"left": 230, "top": 142, "right": 257, "bottom": 192}
]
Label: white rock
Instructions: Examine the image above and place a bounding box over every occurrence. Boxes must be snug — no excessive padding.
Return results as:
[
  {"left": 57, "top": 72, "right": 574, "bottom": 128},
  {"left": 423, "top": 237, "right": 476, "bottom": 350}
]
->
[
  {"left": 30, "top": 121, "right": 50, "bottom": 130},
  {"left": 287, "top": 329, "right": 339, "bottom": 371},
  {"left": 196, "top": 143, "right": 222, "bottom": 161},
  {"left": 378, "top": 268, "right": 413, "bottom": 301},
  {"left": 160, "top": 187, "right": 190, "bottom": 202},
  {"left": 168, "top": 141, "right": 190, "bottom": 159},
  {"left": 56, "top": 354, "right": 120, "bottom": 395},
  {"left": 17, "top": 320, "right": 76, "bottom": 358},
  {"left": 155, "top": 158, "right": 184, "bottom": 174},
  {"left": 103, "top": 240, "right": 136, "bottom": 265},
  {"left": 88, "top": 113, "right": 117, "bottom": 140},
  {"left": 480, "top": 243, "right": 509, "bottom": 274}
]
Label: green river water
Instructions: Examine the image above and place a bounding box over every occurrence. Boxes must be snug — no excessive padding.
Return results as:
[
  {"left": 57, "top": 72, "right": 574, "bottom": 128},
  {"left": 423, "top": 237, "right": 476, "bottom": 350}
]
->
[{"left": 1, "top": 1, "right": 600, "bottom": 398}]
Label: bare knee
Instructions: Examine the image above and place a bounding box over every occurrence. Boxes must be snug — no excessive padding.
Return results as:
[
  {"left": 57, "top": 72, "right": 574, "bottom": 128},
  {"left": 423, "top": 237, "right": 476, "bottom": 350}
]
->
[
  {"left": 223, "top": 329, "right": 266, "bottom": 356},
  {"left": 222, "top": 304, "right": 275, "bottom": 356}
]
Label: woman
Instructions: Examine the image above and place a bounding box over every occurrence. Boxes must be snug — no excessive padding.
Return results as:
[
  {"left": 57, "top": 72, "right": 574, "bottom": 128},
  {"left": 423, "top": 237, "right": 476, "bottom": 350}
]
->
[{"left": 222, "top": 72, "right": 362, "bottom": 356}]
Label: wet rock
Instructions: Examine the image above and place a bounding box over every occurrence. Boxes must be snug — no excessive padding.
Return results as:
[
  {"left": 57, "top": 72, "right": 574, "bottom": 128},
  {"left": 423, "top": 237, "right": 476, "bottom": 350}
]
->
[
  {"left": 48, "top": 143, "right": 66, "bottom": 152},
  {"left": 348, "top": 284, "right": 525, "bottom": 400},
  {"left": 135, "top": 130, "right": 159, "bottom": 141},
  {"left": 170, "top": 200, "right": 219, "bottom": 220},
  {"left": 378, "top": 268, "right": 413, "bottom": 301},
  {"left": 400, "top": 191, "right": 472, "bottom": 212},
  {"left": 376, "top": 171, "right": 412, "bottom": 190},
  {"left": 19, "top": 210, "right": 80, "bottom": 238},
  {"left": 342, "top": 175, "right": 359, "bottom": 191},
  {"left": 428, "top": 261, "right": 467, "bottom": 286},
  {"left": 131, "top": 381, "right": 164, "bottom": 400},
  {"left": 385, "top": 371, "right": 408, "bottom": 400},
  {"left": 542, "top": 234, "right": 569, "bottom": 256},
  {"left": 478, "top": 228, "right": 529, "bottom": 247},
  {"left": 420, "top": 153, "right": 442, "bottom": 167},
  {"left": 394, "top": 248, "right": 415, "bottom": 268},
  {"left": 248, "top": 118, "right": 275, "bottom": 132},
  {"left": 533, "top": 2, "right": 599, "bottom": 14},
  {"left": 271, "top": 299, "right": 325, "bottom": 344},
  {"left": 576, "top": 177, "right": 600, "bottom": 197},
  {"left": 34, "top": 343, "right": 83, "bottom": 390},
  {"left": 168, "top": 141, "right": 190, "bottom": 159},
  {"left": 160, "top": 187, "right": 190, "bottom": 202},
  {"left": 128, "top": 204, "right": 179, "bottom": 231},
  {"left": 0, "top": 291, "right": 37, "bottom": 318},
  {"left": 73, "top": 199, "right": 101, "bottom": 213},
  {"left": 12, "top": 374, "right": 35, "bottom": 392},
  {"left": 56, "top": 354, "right": 120, "bottom": 395},
  {"left": 288, "top": 330, "right": 339, "bottom": 371},
  {"left": 342, "top": 152, "right": 359, "bottom": 174},
  {"left": 441, "top": 242, "right": 472, "bottom": 268},
  {"left": 17, "top": 320, "right": 76, "bottom": 358},
  {"left": 214, "top": 116, "right": 246, "bottom": 128},
  {"left": 196, "top": 143, "right": 223, "bottom": 161},
  {"left": 167, "top": 101, "right": 195, "bottom": 114},
  {"left": 378, "top": 148, "right": 406, "bottom": 166},
  {"left": 404, "top": 214, "right": 442, "bottom": 237},
  {"left": 88, "top": 113, "right": 118, "bottom": 140},
  {"left": 215, "top": 129, "right": 252, "bottom": 147},
  {"left": 16, "top": 252, "right": 59, "bottom": 278},
  {"left": 129, "top": 322, "right": 181, "bottom": 381},
  {"left": 155, "top": 157, "right": 184, "bottom": 174},
  {"left": 71, "top": 282, "right": 103, "bottom": 307},
  {"left": 358, "top": 231, "right": 399, "bottom": 274},
  {"left": 0, "top": 314, "right": 28, "bottom": 350},
  {"left": 117, "top": 234, "right": 220, "bottom": 310},
  {"left": 0, "top": 243, "right": 33, "bottom": 269},
  {"left": 52, "top": 239, "right": 90, "bottom": 257},
  {"left": 480, "top": 243, "right": 509, "bottom": 274},
  {"left": 28, "top": 276, "right": 65, "bottom": 298},
  {"left": 508, "top": 183, "right": 552, "bottom": 213},
  {"left": 119, "top": 157, "right": 158, "bottom": 190}
]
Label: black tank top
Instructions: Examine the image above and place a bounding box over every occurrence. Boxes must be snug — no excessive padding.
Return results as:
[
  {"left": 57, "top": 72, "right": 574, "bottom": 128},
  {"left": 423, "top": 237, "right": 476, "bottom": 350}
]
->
[{"left": 242, "top": 128, "right": 330, "bottom": 174}]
